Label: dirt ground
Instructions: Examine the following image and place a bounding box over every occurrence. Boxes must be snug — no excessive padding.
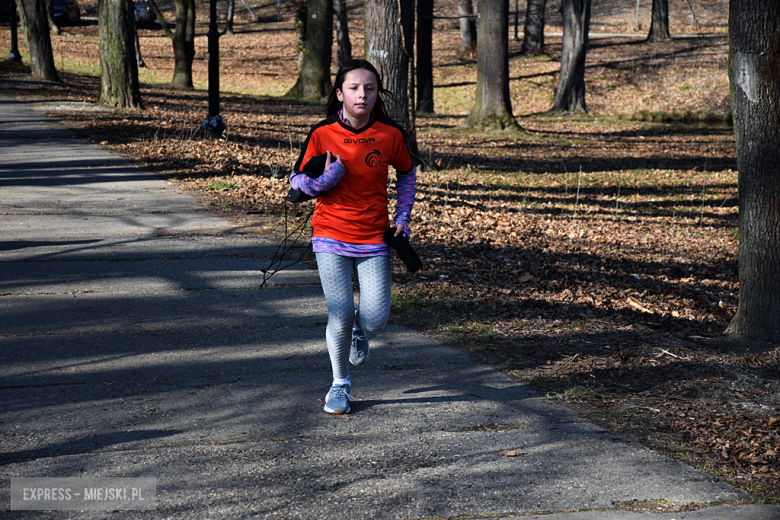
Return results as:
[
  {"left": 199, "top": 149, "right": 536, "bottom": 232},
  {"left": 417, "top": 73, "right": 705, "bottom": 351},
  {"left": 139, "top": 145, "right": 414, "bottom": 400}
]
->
[{"left": 2, "top": 0, "right": 779, "bottom": 505}]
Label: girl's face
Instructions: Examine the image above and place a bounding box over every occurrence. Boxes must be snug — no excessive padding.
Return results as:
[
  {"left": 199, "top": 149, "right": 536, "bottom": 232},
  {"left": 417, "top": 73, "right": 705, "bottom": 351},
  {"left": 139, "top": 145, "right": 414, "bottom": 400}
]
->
[{"left": 336, "top": 68, "right": 379, "bottom": 128}]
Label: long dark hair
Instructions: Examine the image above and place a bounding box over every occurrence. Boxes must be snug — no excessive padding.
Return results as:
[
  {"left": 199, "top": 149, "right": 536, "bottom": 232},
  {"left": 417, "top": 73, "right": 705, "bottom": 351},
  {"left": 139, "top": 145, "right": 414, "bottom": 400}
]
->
[{"left": 324, "top": 59, "right": 391, "bottom": 118}]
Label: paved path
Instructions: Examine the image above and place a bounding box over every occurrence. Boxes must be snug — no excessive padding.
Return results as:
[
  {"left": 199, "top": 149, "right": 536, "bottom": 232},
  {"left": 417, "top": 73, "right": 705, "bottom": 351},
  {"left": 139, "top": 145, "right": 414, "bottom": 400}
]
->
[{"left": 1, "top": 94, "right": 777, "bottom": 519}]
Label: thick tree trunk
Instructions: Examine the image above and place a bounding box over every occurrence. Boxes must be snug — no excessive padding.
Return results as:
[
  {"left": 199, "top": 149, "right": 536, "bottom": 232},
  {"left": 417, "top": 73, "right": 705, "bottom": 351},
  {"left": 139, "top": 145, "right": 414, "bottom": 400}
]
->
[
  {"left": 457, "top": 0, "right": 476, "bottom": 55},
  {"left": 552, "top": 0, "right": 590, "bottom": 112},
  {"left": 521, "top": 0, "right": 546, "bottom": 55},
  {"left": 99, "top": 0, "right": 142, "bottom": 108},
  {"left": 333, "top": 0, "right": 351, "bottom": 69},
  {"left": 463, "top": 0, "right": 519, "bottom": 130},
  {"left": 725, "top": 0, "right": 780, "bottom": 342},
  {"left": 364, "top": 0, "right": 417, "bottom": 158},
  {"left": 364, "top": 0, "right": 407, "bottom": 126},
  {"left": 286, "top": 0, "right": 332, "bottom": 99},
  {"left": 19, "top": 0, "right": 60, "bottom": 81},
  {"left": 171, "top": 0, "right": 196, "bottom": 88},
  {"left": 223, "top": 0, "right": 235, "bottom": 35},
  {"left": 647, "top": 0, "right": 671, "bottom": 42},
  {"left": 416, "top": 0, "right": 434, "bottom": 114}
]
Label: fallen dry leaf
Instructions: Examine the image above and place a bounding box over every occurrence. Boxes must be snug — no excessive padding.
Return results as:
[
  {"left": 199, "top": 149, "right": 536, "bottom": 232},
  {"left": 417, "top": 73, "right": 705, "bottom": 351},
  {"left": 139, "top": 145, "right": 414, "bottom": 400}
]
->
[{"left": 499, "top": 449, "right": 525, "bottom": 457}]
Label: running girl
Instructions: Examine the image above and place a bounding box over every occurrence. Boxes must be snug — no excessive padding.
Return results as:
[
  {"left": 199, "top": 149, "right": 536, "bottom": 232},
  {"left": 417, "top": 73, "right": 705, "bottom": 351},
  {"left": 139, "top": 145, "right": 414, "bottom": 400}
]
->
[{"left": 290, "top": 59, "right": 417, "bottom": 414}]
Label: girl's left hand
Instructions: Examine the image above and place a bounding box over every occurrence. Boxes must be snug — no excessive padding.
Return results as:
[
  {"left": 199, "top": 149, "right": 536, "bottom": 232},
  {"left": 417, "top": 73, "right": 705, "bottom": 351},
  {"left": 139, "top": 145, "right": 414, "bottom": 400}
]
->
[
  {"left": 394, "top": 223, "right": 407, "bottom": 237},
  {"left": 325, "top": 151, "right": 342, "bottom": 170}
]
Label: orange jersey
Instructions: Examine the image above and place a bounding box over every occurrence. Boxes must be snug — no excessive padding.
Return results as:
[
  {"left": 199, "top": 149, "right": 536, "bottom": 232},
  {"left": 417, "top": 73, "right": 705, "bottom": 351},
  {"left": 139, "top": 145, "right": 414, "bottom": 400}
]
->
[{"left": 294, "top": 113, "right": 414, "bottom": 244}]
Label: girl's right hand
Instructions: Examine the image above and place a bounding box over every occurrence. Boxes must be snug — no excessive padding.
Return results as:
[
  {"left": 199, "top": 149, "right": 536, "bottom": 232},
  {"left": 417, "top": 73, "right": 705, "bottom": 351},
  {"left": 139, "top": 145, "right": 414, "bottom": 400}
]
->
[{"left": 325, "top": 151, "right": 343, "bottom": 170}]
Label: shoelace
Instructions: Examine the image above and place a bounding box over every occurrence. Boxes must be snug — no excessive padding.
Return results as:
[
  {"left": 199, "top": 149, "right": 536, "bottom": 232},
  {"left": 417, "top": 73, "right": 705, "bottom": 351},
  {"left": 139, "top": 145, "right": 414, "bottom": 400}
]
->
[
  {"left": 352, "top": 327, "right": 368, "bottom": 343},
  {"left": 330, "top": 387, "right": 354, "bottom": 402}
]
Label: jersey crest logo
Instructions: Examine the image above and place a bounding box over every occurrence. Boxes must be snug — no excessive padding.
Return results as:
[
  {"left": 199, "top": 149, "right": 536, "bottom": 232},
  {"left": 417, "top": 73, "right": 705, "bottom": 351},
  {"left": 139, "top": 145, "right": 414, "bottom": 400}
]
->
[{"left": 365, "top": 149, "right": 382, "bottom": 168}]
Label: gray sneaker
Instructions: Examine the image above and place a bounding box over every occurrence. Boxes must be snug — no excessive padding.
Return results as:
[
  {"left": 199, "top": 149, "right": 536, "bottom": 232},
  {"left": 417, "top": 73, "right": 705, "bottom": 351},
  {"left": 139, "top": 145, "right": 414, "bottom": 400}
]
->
[
  {"left": 324, "top": 384, "right": 353, "bottom": 414},
  {"left": 350, "top": 323, "right": 369, "bottom": 366}
]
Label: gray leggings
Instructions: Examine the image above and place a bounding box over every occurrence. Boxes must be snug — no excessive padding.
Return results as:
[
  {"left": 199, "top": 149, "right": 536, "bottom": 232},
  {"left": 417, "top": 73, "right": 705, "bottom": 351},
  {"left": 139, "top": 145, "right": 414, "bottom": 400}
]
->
[{"left": 315, "top": 253, "right": 391, "bottom": 381}]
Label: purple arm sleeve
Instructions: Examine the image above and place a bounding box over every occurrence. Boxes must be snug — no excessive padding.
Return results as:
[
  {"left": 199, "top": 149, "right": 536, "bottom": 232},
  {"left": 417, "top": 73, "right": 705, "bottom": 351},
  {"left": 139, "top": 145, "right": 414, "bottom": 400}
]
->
[
  {"left": 290, "top": 162, "right": 346, "bottom": 197},
  {"left": 394, "top": 166, "right": 417, "bottom": 235}
]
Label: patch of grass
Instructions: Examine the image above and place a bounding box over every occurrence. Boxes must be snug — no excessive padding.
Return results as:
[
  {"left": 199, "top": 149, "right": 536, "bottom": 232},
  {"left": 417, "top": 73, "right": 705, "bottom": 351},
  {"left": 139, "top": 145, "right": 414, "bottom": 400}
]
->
[
  {"left": 205, "top": 179, "right": 242, "bottom": 192},
  {"left": 531, "top": 53, "right": 556, "bottom": 62},
  {"left": 55, "top": 58, "right": 100, "bottom": 77},
  {"left": 138, "top": 69, "right": 175, "bottom": 87},
  {"left": 619, "top": 109, "right": 732, "bottom": 125},
  {"left": 432, "top": 79, "right": 477, "bottom": 117}
]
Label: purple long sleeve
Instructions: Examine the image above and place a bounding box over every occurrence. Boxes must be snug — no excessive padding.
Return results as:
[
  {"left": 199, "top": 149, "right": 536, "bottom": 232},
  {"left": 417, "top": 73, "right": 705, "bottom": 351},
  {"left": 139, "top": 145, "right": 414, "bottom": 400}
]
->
[
  {"left": 394, "top": 166, "right": 417, "bottom": 235},
  {"left": 290, "top": 162, "right": 347, "bottom": 197}
]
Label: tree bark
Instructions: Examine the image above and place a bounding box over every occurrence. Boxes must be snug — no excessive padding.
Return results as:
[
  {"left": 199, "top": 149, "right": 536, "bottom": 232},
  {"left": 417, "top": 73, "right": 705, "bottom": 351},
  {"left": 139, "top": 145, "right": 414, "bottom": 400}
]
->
[
  {"left": 552, "top": 0, "right": 590, "bottom": 112},
  {"left": 463, "top": 0, "right": 519, "bottom": 130},
  {"left": 148, "top": 0, "right": 196, "bottom": 88},
  {"left": 416, "top": 0, "right": 434, "bottom": 114},
  {"left": 521, "top": 0, "right": 546, "bottom": 56},
  {"left": 647, "top": 0, "right": 671, "bottom": 42},
  {"left": 292, "top": 0, "right": 306, "bottom": 73},
  {"left": 147, "top": 0, "right": 169, "bottom": 35},
  {"left": 17, "top": 0, "right": 29, "bottom": 41},
  {"left": 223, "top": 0, "right": 235, "bottom": 35},
  {"left": 98, "top": 0, "right": 142, "bottom": 108},
  {"left": 364, "top": 0, "right": 407, "bottom": 126},
  {"left": 286, "top": 0, "right": 332, "bottom": 99},
  {"left": 333, "top": 0, "right": 351, "bottom": 69},
  {"left": 457, "top": 0, "right": 476, "bottom": 55},
  {"left": 46, "top": 0, "right": 61, "bottom": 35},
  {"left": 171, "top": 0, "right": 196, "bottom": 88},
  {"left": 725, "top": 0, "right": 780, "bottom": 342},
  {"left": 134, "top": 28, "right": 145, "bottom": 67},
  {"left": 19, "top": 0, "right": 60, "bottom": 81},
  {"left": 364, "top": 0, "right": 418, "bottom": 158}
]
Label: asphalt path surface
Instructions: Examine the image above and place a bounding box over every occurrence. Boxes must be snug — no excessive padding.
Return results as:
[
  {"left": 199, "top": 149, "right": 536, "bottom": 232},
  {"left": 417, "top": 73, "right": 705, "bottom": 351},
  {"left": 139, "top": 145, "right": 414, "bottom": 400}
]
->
[{"left": 1, "top": 93, "right": 777, "bottom": 519}]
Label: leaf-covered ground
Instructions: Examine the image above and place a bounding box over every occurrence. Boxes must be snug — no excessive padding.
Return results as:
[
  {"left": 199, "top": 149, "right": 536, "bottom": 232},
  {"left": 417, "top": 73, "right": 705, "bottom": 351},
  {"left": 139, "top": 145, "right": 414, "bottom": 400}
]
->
[{"left": 2, "top": 0, "right": 779, "bottom": 504}]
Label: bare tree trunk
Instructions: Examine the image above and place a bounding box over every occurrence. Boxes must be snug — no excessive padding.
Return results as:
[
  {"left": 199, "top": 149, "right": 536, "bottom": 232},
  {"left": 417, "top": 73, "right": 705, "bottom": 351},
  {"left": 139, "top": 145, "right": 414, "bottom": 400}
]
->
[
  {"left": 19, "top": 0, "right": 60, "bottom": 81},
  {"left": 99, "top": 0, "right": 142, "bottom": 108},
  {"left": 521, "top": 0, "right": 546, "bottom": 55},
  {"left": 686, "top": 0, "right": 697, "bottom": 28},
  {"left": 292, "top": 0, "right": 306, "bottom": 72},
  {"left": 17, "top": 0, "right": 29, "bottom": 41},
  {"left": 286, "top": 0, "right": 332, "bottom": 99},
  {"left": 457, "top": 0, "right": 476, "bottom": 56},
  {"left": 401, "top": 0, "right": 415, "bottom": 156},
  {"left": 147, "top": 0, "right": 168, "bottom": 34},
  {"left": 171, "top": 0, "right": 196, "bottom": 88},
  {"left": 552, "top": 0, "right": 590, "bottom": 112},
  {"left": 463, "top": 0, "right": 519, "bottom": 130},
  {"left": 134, "top": 28, "right": 145, "bottom": 67},
  {"left": 333, "top": 0, "right": 351, "bottom": 69},
  {"left": 46, "top": 0, "right": 61, "bottom": 35},
  {"left": 416, "top": 0, "right": 434, "bottom": 114},
  {"left": 223, "top": 0, "right": 234, "bottom": 35},
  {"left": 647, "top": 0, "right": 671, "bottom": 42},
  {"left": 364, "top": 0, "right": 407, "bottom": 126},
  {"left": 725, "top": 0, "right": 780, "bottom": 341},
  {"left": 147, "top": 0, "right": 195, "bottom": 88}
]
